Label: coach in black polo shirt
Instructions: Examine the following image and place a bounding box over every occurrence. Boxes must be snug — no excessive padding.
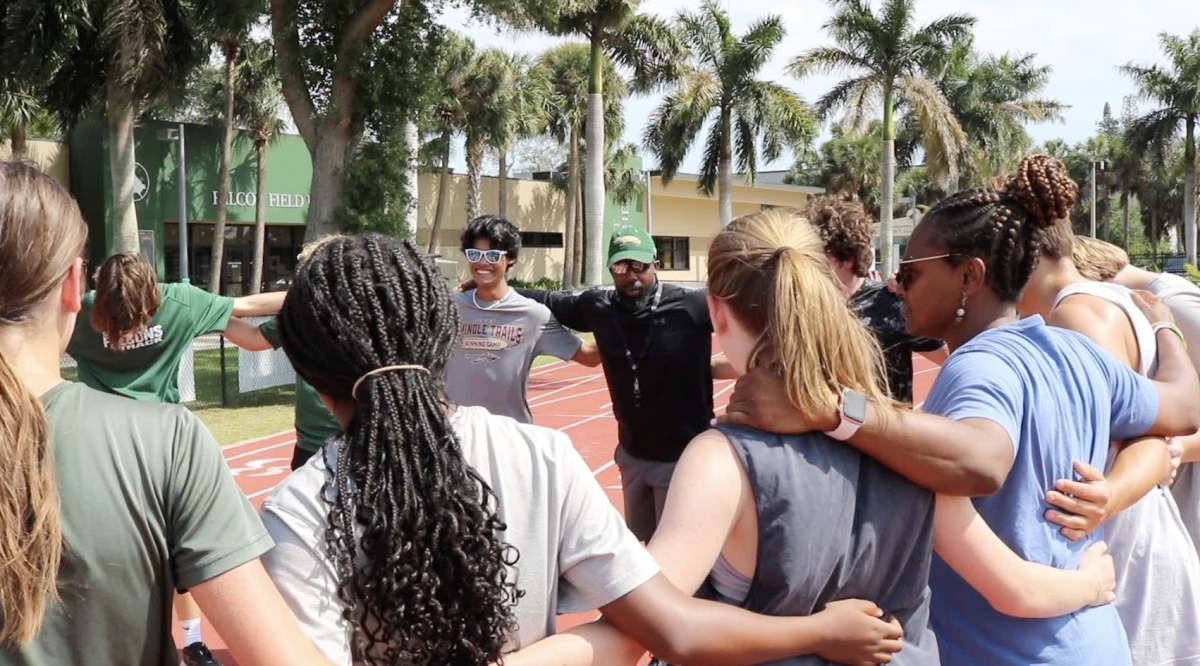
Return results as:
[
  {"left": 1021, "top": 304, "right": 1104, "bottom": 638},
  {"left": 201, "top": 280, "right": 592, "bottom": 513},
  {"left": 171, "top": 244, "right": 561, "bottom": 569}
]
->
[{"left": 520, "top": 228, "right": 735, "bottom": 540}]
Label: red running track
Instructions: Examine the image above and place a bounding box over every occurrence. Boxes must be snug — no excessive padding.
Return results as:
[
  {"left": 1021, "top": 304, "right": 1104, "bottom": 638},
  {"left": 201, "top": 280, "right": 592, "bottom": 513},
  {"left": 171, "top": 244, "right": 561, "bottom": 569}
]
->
[{"left": 186, "top": 347, "right": 941, "bottom": 664}]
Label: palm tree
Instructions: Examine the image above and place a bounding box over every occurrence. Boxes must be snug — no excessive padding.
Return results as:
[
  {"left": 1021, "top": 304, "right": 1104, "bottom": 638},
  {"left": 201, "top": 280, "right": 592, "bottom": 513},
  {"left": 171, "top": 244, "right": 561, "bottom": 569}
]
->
[
  {"left": 1120, "top": 30, "right": 1200, "bottom": 264},
  {"left": 236, "top": 42, "right": 286, "bottom": 294},
  {"left": 492, "top": 53, "right": 551, "bottom": 219},
  {"left": 207, "top": 1, "right": 265, "bottom": 294},
  {"left": 541, "top": 43, "right": 627, "bottom": 288},
  {"left": 460, "top": 49, "right": 516, "bottom": 222},
  {"left": 548, "top": 0, "right": 679, "bottom": 285},
  {"left": 645, "top": 2, "right": 815, "bottom": 227},
  {"left": 0, "top": 84, "right": 50, "bottom": 157},
  {"left": 2, "top": 0, "right": 215, "bottom": 256},
  {"left": 789, "top": 0, "right": 975, "bottom": 276},
  {"left": 935, "top": 41, "right": 1067, "bottom": 191},
  {"left": 424, "top": 33, "right": 475, "bottom": 253}
]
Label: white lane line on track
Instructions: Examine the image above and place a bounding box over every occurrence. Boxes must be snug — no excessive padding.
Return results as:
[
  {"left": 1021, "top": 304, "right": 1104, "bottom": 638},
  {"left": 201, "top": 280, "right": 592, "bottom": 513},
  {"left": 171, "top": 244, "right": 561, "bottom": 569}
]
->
[
  {"left": 225, "top": 440, "right": 297, "bottom": 462},
  {"left": 528, "top": 375, "right": 606, "bottom": 405},
  {"left": 914, "top": 365, "right": 941, "bottom": 376},
  {"left": 222, "top": 431, "right": 296, "bottom": 453},
  {"left": 528, "top": 371, "right": 606, "bottom": 388},
  {"left": 530, "top": 360, "right": 568, "bottom": 376},
  {"left": 592, "top": 460, "right": 616, "bottom": 477},
  {"left": 529, "top": 386, "right": 612, "bottom": 409}
]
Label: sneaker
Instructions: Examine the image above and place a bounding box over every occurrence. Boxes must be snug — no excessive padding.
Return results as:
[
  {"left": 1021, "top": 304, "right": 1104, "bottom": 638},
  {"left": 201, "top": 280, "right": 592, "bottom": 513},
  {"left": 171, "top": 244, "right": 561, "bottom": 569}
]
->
[{"left": 180, "top": 642, "right": 222, "bottom": 666}]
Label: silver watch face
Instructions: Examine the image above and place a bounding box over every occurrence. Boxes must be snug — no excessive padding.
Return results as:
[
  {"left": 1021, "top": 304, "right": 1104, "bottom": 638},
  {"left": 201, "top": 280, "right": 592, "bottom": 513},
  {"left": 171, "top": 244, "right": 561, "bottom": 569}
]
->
[{"left": 843, "top": 389, "right": 868, "bottom": 425}]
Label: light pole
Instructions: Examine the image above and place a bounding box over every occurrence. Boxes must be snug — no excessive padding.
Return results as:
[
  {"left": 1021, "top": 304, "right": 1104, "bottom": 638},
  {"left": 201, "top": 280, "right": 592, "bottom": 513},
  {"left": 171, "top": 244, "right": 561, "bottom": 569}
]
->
[
  {"left": 157, "top": 124, "right": 189, "bottom": 283},
  {"left": 1090, "top": 159, "right": 1106, "bottom": 239}
]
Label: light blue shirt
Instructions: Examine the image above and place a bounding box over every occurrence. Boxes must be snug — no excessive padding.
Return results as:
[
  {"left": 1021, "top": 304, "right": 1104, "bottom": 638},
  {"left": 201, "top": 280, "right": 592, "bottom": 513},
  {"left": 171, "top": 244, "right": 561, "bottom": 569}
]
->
[{"left": 925, "top": 315, "right": 1157, "bottom": 666}]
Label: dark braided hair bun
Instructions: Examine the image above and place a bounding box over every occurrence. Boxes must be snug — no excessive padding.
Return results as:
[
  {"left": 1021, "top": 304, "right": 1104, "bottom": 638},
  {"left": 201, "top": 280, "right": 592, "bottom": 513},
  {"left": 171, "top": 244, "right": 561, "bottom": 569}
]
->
[
  {"left": 1004, "top": 154, "right": 1078, "bottom": 229},
  {"left": 278, "top": 234, "right": 520, "bottom": 666}
]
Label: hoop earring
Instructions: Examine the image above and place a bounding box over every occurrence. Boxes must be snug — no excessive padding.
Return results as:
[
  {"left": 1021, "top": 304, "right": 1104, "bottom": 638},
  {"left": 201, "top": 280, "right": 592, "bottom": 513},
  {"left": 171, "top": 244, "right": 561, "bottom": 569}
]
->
[{"left": 955, "top": 292, "right": 967, "bottom": 326}]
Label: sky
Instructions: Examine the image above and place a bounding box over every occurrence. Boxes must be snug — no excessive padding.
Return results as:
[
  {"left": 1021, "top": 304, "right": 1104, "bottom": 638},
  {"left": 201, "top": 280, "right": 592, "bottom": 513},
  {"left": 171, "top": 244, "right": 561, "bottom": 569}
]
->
[{"left": 437, "top": 0, "right": 1198, "bottom": 175}]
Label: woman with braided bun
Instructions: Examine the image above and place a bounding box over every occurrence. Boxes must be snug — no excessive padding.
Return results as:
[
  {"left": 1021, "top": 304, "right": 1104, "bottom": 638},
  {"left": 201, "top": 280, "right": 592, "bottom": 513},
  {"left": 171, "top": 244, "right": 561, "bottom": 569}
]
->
[
  {"left": 1013, "top": 157, "right": 1200, "bottom": 666},
  {"left": 718, "top": 154, "right": 1200, "bottom": 665},
  {"left": 260, "top": 233, "right": 924, "bottom": 666}
]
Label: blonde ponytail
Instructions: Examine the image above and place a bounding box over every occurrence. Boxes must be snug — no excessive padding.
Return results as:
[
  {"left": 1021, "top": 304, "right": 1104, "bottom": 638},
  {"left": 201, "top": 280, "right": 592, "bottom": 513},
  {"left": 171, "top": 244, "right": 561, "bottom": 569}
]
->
[{"left": 708, "top": 211, "right": 890, "bottom": 421}]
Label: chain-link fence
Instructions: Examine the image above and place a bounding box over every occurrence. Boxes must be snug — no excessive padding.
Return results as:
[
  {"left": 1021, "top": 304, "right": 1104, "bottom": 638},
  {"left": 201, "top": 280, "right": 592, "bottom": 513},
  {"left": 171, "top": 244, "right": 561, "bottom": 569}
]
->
[{"left": 60, "top": 316, "right": 298, "bottom": 410}]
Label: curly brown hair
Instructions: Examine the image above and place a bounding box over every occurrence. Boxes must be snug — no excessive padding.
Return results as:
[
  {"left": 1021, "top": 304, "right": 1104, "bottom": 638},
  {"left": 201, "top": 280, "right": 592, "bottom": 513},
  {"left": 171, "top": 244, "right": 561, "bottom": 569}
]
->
[
  {"left": 90, "top": 254, "right": 162, "bottom": 351},
  {"left": 800, "top": 195, "right": 876, "bottom": 277}
]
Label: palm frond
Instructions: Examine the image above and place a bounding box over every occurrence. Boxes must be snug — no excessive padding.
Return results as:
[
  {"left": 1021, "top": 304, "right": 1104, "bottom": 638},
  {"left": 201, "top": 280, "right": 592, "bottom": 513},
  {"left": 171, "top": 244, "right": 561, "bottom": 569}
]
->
[
  {"left": 788, "top": 46, "right": 876, "bottom": 79},
  {"left": 731, "top": 14, "right": 786, "bottom": 79},
  {"left": 733, "top": 113, "right": 758, "bottom": 181},
  {"left": 642, "top": 69, "right": 720, "bottom": 183},
  {"left": 697, "top": 115, "right": 724, "bottom": 197},
  {"left": 607, "top": 13, "right": 683, "bottom": 93},
  {"left": 897, "top": 74, "right": 966, "bottom": 187}
]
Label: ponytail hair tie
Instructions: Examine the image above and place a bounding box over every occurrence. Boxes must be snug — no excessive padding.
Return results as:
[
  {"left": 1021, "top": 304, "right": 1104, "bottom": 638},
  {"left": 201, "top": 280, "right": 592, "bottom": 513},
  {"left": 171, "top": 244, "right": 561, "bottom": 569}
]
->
[{"left": 352, "top": 364, "right": 432, "bottom": 400}]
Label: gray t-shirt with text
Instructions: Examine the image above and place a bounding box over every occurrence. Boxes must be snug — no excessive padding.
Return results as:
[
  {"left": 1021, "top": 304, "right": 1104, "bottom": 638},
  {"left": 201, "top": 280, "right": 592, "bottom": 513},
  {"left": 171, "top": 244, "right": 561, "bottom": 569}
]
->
[{"left": 445, "top": 289, "right": 583, "bottom": 422}]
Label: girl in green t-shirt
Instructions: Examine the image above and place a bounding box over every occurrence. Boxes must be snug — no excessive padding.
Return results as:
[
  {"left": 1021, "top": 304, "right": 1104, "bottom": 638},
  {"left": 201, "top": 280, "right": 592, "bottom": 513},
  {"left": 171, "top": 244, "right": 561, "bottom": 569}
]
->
[{"left": 0, "top": 161, "right": 336, "bottom": 666}]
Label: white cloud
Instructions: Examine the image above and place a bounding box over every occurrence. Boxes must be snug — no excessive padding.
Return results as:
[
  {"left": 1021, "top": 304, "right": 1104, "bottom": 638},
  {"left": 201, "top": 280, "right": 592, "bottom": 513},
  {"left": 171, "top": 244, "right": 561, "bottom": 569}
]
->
[{"left": 438, "top": 0, "right": 1199, "bottom": 174}]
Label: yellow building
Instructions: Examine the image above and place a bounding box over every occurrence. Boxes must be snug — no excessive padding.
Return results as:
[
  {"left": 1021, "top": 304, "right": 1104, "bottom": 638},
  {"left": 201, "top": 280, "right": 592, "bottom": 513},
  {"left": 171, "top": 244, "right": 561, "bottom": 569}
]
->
[
  {"left": 1, "top": 139, "right": 71, "bottom": 189},
  {"left": 418, "top": 169, "right": 822, "bottom": 285}
]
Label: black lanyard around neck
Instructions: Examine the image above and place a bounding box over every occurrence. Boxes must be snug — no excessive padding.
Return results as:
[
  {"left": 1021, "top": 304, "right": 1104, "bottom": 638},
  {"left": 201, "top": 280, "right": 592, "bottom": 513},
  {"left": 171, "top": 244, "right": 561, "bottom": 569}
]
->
[{"left": 612, "top": 281, "right": 662, "bottom": 408}]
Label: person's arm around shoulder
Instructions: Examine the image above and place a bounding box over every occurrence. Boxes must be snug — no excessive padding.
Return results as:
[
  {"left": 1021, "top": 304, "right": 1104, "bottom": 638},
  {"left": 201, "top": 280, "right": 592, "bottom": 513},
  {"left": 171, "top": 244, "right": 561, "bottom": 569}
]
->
[
  {"left": 518, "top": 287, "right": 593, "bottom": 332},
  {"left": 222, "top": 317, "right": 274, "bottom": 351},
  {"left": 934, "top": 494, "right": 1115, "bottom": 617},
  {"left": 536, "top": 310, "right": 600, "bottom": 367},
  {"left": 717, "top": 353, "right": 1018, "bottom": 496},
  {"left": 231, "top": 290, "right": 287, "bottom": 317}
]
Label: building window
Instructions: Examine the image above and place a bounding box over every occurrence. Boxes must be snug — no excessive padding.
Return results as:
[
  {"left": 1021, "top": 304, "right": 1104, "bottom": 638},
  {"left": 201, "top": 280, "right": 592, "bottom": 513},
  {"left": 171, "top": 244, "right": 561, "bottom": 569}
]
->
[
  {"left": 654, "top": 236, "right": 690, "bottom": 271},
  {"left": 520, "top": 231, "right": 564, "bottom": 248}
]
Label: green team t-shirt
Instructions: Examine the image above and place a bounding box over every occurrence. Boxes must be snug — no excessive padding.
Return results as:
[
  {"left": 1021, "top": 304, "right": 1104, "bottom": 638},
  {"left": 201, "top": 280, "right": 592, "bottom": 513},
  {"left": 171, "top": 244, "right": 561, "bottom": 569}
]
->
[
  {"left": 259, "top": 318, "right": 341, "bottom": 453},
  {"left": 0, "top": 382, "right": 273, "bottom": 666},
  {"left": 67, "top": 283, "right": 235, "bottom": 404}
]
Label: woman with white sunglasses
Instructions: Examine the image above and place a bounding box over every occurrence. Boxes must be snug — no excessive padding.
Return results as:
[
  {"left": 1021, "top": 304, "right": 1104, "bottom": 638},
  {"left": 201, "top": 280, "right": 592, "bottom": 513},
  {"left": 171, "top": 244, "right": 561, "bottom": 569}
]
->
[{"left": 443, "top": 215, "right": 600, "bottom": 423}]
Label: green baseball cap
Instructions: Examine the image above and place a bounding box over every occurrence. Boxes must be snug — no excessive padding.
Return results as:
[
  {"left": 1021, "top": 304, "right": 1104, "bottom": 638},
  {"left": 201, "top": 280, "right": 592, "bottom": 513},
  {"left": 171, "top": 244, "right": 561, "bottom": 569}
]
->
[{"left": 608, "top": 227, "right": 657, "bottom": 265}]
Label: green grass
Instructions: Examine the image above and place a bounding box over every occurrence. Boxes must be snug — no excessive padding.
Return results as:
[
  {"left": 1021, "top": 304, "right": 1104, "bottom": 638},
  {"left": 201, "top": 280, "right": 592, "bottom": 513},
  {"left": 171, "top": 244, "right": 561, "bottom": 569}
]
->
[{"left": 197, "top": 404, "right": 296, "bottom": 447}]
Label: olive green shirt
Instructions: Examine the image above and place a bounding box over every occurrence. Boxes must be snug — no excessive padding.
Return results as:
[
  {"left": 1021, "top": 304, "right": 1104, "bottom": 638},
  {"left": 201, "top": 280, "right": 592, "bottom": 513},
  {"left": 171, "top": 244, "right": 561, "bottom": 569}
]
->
[
  {"left": 258, "top": 318, "right": 341, "bottom": 453},
  {"left": 0, "top": 382, "right": 272, "bottom": 666},
  {"left": 67, "top": 283, "right": 235, "bottom": 404}
]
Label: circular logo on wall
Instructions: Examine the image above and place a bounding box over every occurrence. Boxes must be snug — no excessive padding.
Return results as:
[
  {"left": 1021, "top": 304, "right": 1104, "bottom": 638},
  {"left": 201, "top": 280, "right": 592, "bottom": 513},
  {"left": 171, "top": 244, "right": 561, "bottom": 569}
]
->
[{"left": 133, "top": 163, "right": 149, "bottom": 202}]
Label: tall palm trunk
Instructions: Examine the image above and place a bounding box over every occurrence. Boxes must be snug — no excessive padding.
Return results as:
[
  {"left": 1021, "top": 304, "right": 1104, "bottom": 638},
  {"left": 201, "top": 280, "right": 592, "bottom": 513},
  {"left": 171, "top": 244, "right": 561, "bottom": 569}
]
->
[
  {"left": 107, "top": 72, "right": 140, "bottom": 256},
  {"left": 427, "top": 132, "right": 453, "bottom": 254},
  {"left": 718, "top": 107, "right": 733, "bottom": 227},
  {"left": 498, "top": 148, "right": 508, "bottom": 218},
  {"left": 574, "top": 174, "right": 584, "bottom": 287},
  {"left": 563, "top": 126, "right": 580, "bottom": 288},
  {"left": 1122, "top": 192, "right": 1131, "bottom": 252},
  {"left": 1186, "top": 117, "right": 1197, "bottom": 265},
  {"left": 879, "top": 84, "right": 897, "bottom": 277},
  {"left": 403, "top": 119, "right": 420, "bottom": 239},
  {"left": 584, "top": 34, "right": 606, "bottom": 286},
  {"left": 1151, "top": 204, "right": 1159, "bottom": 265},
  {"left": 9, "top": 125, "right": 28, "bottom": 158},
  {"left": 210, "top": 42, "right": 239, "bottom": 293},
  {"left": 466, "top": 138, "right": 485, "bottom": 221},
  {"left": 249, "top": 140, "right": 267, "bottom": 294}
]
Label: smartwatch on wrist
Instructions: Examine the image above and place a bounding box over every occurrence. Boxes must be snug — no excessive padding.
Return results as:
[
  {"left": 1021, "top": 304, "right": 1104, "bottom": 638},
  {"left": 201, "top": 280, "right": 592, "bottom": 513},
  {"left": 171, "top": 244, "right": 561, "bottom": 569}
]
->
[{"left": 825, "top": 387, "right": 868, "bottom": 441}]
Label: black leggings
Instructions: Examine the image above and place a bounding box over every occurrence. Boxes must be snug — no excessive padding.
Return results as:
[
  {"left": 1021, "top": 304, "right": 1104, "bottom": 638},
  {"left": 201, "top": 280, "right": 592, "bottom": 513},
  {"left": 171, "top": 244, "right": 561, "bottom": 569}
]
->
[{"left": 291, "top": 445, "right": 318, "bottom": 471}]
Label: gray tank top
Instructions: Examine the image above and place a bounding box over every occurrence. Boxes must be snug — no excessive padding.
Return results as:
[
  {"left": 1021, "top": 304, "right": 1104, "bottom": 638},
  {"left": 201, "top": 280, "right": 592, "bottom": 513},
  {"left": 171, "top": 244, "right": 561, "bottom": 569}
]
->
[{"left": 713, "top": 425, "right": 940, "bottom": 666}]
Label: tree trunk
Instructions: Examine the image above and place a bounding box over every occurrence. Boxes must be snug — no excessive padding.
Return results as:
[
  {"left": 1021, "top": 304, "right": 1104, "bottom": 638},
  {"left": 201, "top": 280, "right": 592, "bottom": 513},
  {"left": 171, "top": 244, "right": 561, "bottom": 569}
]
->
[
  {"left": 305, "top": 127, "right": 353, "bottom": 243},
  {"left": 563, "top": 127, "right": 580, "bottom": 288},
  {"left": 574, "top": 175, "right": 584, "bottom": 288},
  {"left": 10, "top": 124, "right": 28, "bottom": 158},
  {"left": 1151, "top": 205, "right": 1159, "bottom": 266},
  {"left": 879, "top": 85, "right": 896, "bottom": 277},
  {"left": 249, "top": 141, "right": 268, "bottom": 295},
  {"left": 210, "top": 42, "right": 239, "bottom": 294},
  {"left": 107, "top": 74, "right": 139, "bottom": 256},
  {"left": 1186, "top": 117, "right": 1197, "bottom": 266},
  {"left": 403, "top": 119, "right": 419, "bottom": 239},
  {"left": 498, "top": 148, "right": 508, "bottom": 219},
  {"left": 718, "top": 107, "right": 733, "bottom": 227},
  {"left": 584, "top": 35, "right": 606, "bottom": 286},
  {"left": 945, "top": 177, "right": 960, "bottom": 197},
  {"left": 1122, "top": 192, "right": 1131, "bottom": 252},
  {"left": 428, "top": 134, "right": 452, "bottom": 254},
  {"left": 466, "top": 138, "right": 484, "bottom": 222}
]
